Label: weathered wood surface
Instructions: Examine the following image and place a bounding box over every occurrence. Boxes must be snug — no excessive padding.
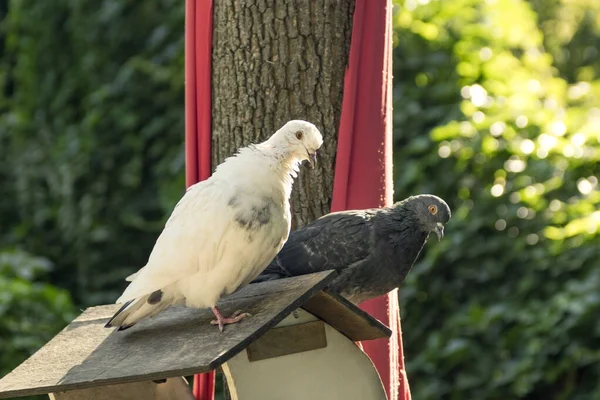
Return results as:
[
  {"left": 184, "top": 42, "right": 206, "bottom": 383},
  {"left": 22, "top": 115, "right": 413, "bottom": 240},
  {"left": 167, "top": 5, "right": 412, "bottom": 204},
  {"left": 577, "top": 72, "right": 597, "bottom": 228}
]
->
[
  {"left": 0, "top": 272, "right": 336, "bottom": 399},
  {"left": 246, "top": 321, "right": 327, "bottom": 362},
  {"left": 211, "top": 0, "right": 355, "bottom": 230},
  {"left": 302, "top": 290, "right": 392, "bottom": 341}
]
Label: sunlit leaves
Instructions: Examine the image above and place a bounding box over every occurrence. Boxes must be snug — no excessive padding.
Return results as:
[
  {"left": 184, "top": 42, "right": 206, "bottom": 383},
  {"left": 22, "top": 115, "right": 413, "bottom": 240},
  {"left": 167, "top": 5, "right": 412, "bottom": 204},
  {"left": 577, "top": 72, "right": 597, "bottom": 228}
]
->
[{"left": 393, "top": 0, "right": 600, "bottom": 397}]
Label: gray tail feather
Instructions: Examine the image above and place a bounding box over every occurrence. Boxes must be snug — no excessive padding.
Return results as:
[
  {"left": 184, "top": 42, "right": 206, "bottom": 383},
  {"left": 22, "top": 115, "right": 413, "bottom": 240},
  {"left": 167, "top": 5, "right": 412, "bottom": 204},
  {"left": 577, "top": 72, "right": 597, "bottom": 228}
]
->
[{"left": 105, "top": 293, "right": 172, "bottom": 331}]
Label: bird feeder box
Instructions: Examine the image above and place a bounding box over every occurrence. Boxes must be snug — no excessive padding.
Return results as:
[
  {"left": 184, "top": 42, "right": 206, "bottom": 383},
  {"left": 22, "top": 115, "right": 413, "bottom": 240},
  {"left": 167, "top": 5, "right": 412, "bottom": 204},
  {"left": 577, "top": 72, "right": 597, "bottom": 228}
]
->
[{"left": 0, "top": 271, "right": 391, "bottom": 400}]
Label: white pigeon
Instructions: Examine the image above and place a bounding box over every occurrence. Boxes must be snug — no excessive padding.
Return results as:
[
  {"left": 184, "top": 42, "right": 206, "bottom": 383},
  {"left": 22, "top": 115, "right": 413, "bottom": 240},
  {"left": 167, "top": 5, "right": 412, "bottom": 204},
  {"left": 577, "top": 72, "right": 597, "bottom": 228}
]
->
[{"left": 105, "top": 120, "right": 323, "bottom": 332}]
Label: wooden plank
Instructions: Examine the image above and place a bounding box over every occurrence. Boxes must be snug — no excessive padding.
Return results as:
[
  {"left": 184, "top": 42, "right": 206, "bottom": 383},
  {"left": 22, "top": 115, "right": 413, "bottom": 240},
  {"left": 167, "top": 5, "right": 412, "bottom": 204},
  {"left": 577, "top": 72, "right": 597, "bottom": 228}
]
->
[
  {"left": 301, "top": 290, "right": 392, "bottom": 341},
  {"left": 154, "top": 377, "right": 195, "bottom": 400},
  {"left": 246, "top": 321, "right": 327, "bottom": 362},
  {"left": 48, "top": 381, "right": 157, "bottom": 400},
  {"left": 0, "top": 271, "right": 337, "bottom": 399},
  {"left": 48, "top": 377, "right": 194, "bottom": 400}
]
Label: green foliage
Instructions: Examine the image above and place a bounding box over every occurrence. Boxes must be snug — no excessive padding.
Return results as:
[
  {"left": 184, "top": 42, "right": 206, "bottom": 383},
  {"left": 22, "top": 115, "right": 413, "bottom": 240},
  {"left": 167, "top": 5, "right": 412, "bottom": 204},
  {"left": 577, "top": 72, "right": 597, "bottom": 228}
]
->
[
  {"left": 0, "top": 0, "right": 598, "bottom": 398},
  {"left": 0, "top": 0, "right": 186, "bottom": 306},
  {"left": 0, "top": 249, "right": 74, "bottom": 378},
  {"left": 393, "top": 0, "right": 600, "bottom": 398}
]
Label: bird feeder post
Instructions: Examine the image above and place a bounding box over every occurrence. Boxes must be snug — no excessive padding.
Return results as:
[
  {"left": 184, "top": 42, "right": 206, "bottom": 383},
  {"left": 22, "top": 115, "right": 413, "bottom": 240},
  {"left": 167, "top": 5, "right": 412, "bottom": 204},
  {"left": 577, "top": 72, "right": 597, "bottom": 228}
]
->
[{"left": 0, "top": 272, "right": 392, "bottom": 400}]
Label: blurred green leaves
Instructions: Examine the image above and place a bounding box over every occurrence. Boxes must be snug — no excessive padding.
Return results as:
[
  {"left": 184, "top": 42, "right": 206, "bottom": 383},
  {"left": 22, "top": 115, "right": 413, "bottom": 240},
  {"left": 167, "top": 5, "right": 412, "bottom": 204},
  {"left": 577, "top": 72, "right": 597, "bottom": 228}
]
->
[
  {"left": 0, "top": 1, "right": 186, "bottom": 388},
  {"left": 393, "top": 0, "right": 600, "bottom": 398},
  {"left": 0, "top": 249, "right": 74, "bottom": 378},
  {"left": 0, "top": 0, "right": 186, "bottom": 306}
]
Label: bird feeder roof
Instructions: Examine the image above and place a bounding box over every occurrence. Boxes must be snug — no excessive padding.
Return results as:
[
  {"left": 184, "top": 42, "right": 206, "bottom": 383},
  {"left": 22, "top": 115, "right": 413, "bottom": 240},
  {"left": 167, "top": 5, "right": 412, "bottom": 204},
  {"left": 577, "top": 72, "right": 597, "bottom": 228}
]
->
[{"left": 0, "top": 271, "right": 390, "bottom": 399}]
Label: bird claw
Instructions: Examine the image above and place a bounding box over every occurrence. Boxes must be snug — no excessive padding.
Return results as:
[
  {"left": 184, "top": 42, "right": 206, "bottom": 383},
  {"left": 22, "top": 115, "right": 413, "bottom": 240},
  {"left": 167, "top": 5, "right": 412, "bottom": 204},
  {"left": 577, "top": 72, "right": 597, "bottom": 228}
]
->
[
  {"left": 210, "top": 309, "right": 252, "bottom": 332},
  {"left": 230, "top": 309, "right": 252, "bottom": 318}
]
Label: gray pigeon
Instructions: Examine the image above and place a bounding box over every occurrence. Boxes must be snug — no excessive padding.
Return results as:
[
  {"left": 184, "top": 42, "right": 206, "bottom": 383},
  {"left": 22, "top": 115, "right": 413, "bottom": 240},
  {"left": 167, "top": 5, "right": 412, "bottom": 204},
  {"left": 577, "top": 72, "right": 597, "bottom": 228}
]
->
[{"left": 253, "top": 195, "right": 451, "bottom": 304}]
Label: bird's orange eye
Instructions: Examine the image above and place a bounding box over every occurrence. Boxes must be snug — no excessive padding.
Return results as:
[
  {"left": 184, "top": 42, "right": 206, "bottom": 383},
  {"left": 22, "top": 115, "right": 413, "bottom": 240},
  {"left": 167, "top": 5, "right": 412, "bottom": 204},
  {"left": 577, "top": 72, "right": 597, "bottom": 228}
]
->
[
  {"left": 428, "top": 205, "right": 438, "bottom": 215},
  {"left": 296, "top": 131, "right": 303, "bottom": 140}
]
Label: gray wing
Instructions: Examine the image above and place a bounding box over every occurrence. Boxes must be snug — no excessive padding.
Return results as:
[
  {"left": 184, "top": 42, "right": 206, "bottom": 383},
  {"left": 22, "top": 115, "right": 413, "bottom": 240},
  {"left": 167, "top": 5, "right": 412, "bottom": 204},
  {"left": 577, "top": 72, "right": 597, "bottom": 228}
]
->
[{"left": 255, "top": 209, "right": 377, "bottom": 282}]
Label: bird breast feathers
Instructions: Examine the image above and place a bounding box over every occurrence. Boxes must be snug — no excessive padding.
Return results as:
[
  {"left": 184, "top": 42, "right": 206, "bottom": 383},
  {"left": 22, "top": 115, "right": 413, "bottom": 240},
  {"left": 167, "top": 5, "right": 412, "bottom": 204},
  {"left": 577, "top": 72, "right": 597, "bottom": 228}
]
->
[{"left": 117, "top": 181, "right": 288, "bottom": 304}]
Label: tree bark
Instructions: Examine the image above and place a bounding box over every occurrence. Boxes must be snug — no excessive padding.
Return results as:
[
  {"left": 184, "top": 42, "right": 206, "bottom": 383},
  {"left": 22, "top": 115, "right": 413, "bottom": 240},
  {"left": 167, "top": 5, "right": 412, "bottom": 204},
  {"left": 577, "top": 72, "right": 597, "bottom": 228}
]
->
[
  {"left": 211, "top": 1, "right": 355, "bottom": 397},
  {"left": 211, "top": 0, "right": 354, "bottom": 229}
]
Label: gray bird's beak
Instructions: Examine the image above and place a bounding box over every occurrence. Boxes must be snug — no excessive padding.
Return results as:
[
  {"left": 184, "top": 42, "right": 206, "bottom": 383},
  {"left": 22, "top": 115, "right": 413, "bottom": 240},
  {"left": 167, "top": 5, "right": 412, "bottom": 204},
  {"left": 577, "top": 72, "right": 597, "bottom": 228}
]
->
[
  {"left": 308, "top": 151, "right": 318, "bottom": 168},
  {"left": 434, "top": 223, "right": 444, "bottom": 241}
]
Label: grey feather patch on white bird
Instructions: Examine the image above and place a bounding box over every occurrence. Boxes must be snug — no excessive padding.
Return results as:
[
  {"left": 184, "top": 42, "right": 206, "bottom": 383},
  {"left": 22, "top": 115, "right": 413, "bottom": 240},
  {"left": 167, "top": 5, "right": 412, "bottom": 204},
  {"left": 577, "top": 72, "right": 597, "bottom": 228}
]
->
[{"left": 105, "top": 120, "right": 323, "bottom": 332}]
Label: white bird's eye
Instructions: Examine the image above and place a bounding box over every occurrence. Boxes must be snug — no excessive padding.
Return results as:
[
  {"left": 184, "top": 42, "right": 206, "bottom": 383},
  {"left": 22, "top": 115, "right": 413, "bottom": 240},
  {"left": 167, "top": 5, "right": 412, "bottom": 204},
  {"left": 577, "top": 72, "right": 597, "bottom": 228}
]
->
[
  {"left": 295, "top": 131, "right": 303, "bottom": 140},
  {"left": 428, "top": 205, "right": 438, "bottom": 215}
]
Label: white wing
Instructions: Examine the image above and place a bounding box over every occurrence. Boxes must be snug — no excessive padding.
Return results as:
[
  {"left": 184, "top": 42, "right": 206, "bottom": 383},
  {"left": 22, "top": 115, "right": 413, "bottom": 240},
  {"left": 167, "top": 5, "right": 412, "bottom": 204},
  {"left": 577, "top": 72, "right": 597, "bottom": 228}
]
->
[{"left": 116, "top": 180, "right": 234, "bottom": 303}]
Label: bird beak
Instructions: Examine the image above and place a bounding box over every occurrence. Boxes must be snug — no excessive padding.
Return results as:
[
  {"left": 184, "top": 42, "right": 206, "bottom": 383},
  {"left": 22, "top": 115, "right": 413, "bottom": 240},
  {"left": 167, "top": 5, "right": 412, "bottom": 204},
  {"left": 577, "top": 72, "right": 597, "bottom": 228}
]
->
[
  {"left": 308, "top": 151, "right": 318, "bottom": 168},
  {"left": 434, "top": 223, "right": 444, "bottom": 241}
]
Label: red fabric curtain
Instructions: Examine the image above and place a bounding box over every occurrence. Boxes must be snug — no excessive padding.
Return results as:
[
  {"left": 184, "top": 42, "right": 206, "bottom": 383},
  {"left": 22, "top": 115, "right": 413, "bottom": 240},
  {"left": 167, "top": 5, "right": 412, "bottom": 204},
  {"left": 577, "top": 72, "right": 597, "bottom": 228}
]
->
[
  {"left": 185, "top": 0, "right": 410, "bottom": 399},
  {"left": 185, "top": 0, "right": 215, "bottom": 399},
  {"left": 185, "top": 0, "right": 212, "bottom": 188},
  {"left": 331, "top": 1, "right": 410, "bottom": 399}
]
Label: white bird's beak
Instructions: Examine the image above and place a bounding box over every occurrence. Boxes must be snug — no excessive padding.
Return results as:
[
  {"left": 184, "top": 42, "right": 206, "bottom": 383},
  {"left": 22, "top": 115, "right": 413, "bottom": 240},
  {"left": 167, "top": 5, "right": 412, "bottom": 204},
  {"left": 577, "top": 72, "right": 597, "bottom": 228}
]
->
[{"left": 308, "top": 151, "right": 318, "bottom": 168}]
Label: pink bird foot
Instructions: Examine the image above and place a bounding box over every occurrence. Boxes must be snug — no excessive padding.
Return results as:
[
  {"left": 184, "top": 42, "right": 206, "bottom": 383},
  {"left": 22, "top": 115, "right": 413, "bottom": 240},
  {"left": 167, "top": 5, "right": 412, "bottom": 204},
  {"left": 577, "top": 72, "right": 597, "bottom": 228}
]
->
[{"left": 210, "top": 307, "right": 252, "bottom": 332}]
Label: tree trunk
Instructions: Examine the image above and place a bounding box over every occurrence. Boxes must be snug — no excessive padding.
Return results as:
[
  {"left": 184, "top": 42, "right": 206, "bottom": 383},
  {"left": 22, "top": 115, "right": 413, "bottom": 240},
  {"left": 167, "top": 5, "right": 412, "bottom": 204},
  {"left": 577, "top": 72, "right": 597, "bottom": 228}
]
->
[
  {"left": 211, "top": 1, "right": 355, "bottom": 397},
  {"left": 211, "top": 0, "right": 355, "bottom": 229}
]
